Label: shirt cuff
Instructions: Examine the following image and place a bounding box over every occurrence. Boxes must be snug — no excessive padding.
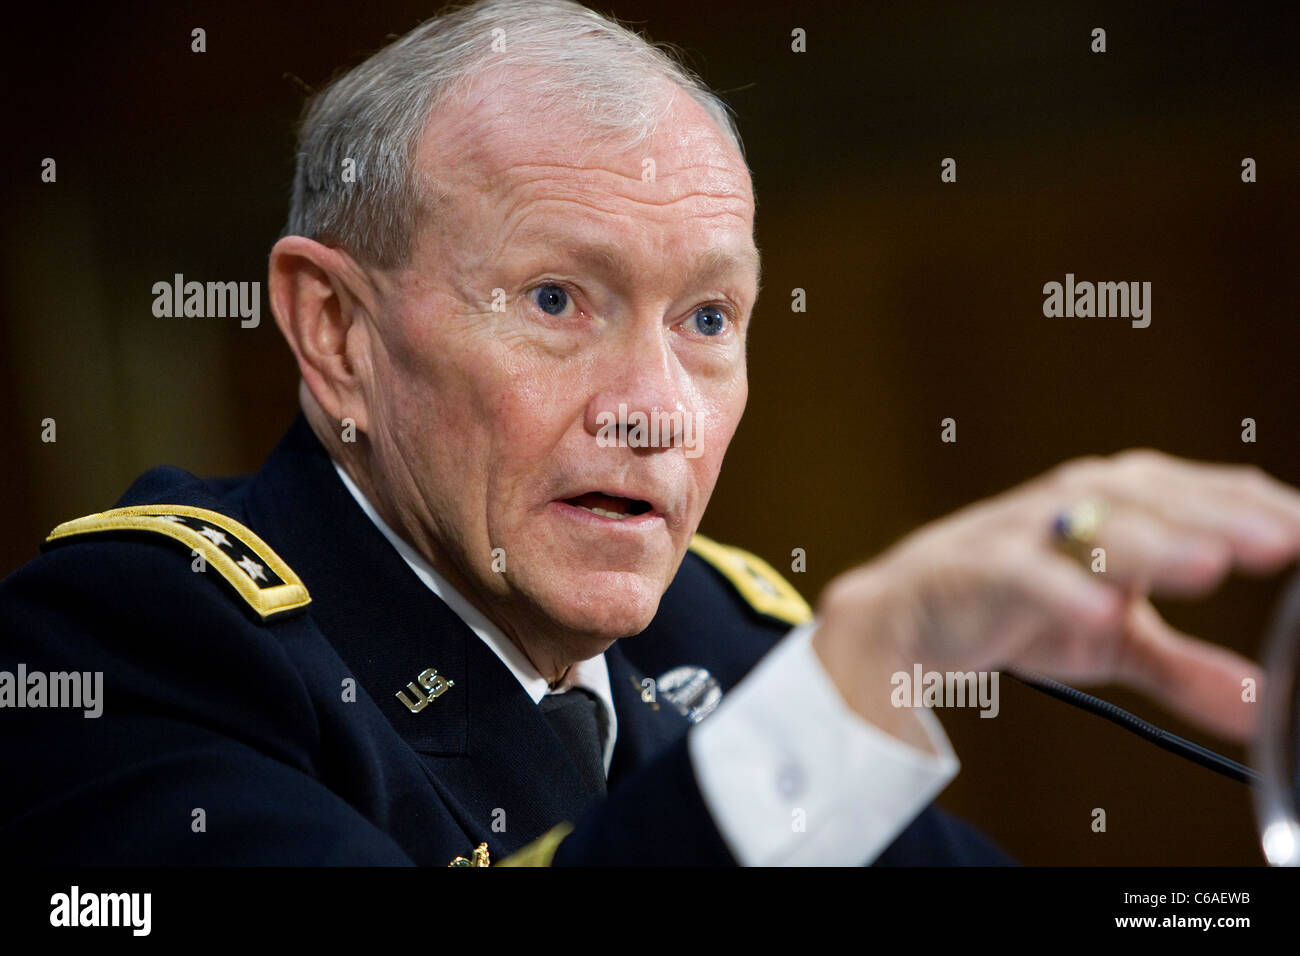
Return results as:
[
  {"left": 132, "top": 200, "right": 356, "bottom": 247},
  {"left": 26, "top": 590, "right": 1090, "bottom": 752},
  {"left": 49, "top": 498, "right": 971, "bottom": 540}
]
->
[{"left": 687, "top": 618, "right": 960, "bottom": 866}]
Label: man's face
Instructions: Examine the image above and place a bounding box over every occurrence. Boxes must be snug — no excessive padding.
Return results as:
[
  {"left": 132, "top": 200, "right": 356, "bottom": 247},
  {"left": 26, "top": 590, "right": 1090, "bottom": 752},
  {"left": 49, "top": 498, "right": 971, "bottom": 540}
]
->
[{"left": 360, "top": 74, "right": 758, "bottom": 662}]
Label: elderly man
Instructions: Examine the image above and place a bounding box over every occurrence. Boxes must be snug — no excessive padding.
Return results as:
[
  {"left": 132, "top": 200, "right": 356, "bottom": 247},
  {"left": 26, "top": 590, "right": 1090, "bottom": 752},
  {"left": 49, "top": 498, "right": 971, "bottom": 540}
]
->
[{"left": 1, "top": 0, "right": 1295, "bottom": 866}]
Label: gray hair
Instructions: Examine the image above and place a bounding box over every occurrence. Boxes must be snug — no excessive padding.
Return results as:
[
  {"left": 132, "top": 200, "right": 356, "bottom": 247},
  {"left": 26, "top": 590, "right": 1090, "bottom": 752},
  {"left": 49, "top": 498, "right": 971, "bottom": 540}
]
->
[{"left": 285, "top": 0, "right": 745, "bottom": 268}]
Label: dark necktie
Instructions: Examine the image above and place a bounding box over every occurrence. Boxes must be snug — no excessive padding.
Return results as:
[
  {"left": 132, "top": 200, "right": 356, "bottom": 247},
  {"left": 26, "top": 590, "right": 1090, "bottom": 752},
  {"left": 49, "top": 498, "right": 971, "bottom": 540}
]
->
[{"left": 539, "top": 687, "right": 607, "bottom": 797}]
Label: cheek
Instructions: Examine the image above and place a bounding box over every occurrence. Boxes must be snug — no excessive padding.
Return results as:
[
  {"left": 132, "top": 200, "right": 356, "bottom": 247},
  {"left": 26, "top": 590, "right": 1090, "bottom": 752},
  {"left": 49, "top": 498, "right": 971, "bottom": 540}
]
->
[
  {"left": 698, "top": 369, "right": 747, "bottom": 461},
  {"left": 479, "top": 349, "right": 565, "bottom": 463},
  {"left": 375, "top": 329, "right": 501, "bottom": 515},
  {"left": 690, "top": 426, "right": 733, "bottom": 506},
  {"left": 480, "top": 351, "right": 595, "bottom": 520}
]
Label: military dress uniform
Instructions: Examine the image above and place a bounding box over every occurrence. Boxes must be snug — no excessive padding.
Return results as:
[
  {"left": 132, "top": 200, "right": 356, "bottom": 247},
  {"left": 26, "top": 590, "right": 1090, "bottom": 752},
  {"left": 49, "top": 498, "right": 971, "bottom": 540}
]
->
[{"left": 0, "top": 415, "right": 1012, "bottom": 865}]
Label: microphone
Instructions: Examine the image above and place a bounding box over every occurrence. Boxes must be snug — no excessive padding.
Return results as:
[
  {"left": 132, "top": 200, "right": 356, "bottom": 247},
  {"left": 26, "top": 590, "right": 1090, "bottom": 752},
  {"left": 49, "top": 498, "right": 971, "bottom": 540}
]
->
[
  {"left": 1005, "top": 569, "right": 1300, "bottom": 864},
  {"left": 1004, "top": 669, "right": 1258, "bottom": 785},
  {"left": 1004, "top": 567, "right": 1300, "bottom": 860}
]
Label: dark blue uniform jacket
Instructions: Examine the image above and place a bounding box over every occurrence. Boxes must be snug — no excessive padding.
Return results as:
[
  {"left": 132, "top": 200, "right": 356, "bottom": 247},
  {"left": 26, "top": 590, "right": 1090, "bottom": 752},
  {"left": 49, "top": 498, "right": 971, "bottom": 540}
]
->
[{"left": 0, "top": 415, "right": 1012, "bottom": 865}]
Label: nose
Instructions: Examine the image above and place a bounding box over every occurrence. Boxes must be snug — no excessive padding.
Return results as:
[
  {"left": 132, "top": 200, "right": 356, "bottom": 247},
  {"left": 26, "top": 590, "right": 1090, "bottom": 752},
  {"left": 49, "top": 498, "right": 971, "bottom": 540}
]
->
[{"left": 583, "top": 321, "right": 691, "bottom": 451}]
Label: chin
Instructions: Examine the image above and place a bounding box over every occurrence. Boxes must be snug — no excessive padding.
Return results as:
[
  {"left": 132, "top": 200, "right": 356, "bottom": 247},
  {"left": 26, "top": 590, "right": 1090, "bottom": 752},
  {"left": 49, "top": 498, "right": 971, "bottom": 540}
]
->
[{"left": 532, "top": 569, "right": 667, "bottom": 643}]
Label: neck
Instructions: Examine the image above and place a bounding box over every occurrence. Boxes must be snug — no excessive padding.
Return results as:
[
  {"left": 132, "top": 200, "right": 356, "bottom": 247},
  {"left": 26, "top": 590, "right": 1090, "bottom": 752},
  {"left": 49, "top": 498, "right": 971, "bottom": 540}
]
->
[{"left": 302, "top": 394, "right": 590, "bottom": 685}]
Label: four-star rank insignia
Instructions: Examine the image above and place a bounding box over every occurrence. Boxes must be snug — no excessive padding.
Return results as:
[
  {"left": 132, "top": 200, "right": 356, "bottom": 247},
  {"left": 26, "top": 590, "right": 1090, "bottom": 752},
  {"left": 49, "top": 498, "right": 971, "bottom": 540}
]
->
[{"left": 43, "top": 504, "right": 311, "bottom": 621}]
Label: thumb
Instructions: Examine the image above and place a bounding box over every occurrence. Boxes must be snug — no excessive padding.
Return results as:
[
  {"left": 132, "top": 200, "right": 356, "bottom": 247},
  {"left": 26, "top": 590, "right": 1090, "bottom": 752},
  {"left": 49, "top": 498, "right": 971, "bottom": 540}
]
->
[{"left": 1116, "top": 597, "right": 1262, "bottom": 745}]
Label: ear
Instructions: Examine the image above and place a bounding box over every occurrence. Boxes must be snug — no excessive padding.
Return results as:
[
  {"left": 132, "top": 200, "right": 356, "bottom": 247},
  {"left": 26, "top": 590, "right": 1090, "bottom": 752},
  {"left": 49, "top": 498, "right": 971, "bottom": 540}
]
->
[{"left": 269, "top": 236, "right": 377, "bottom": 433}]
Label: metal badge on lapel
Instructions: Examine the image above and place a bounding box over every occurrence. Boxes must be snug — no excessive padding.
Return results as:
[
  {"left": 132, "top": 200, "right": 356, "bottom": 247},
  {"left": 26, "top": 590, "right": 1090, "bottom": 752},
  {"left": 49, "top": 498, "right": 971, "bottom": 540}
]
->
[
  {"left": 448, "top": 843, "right": 490, "bottom": 867},
  {"left": 629, "top": 675, "right": 659, "bottom": 710},
  {"left": 657, "top": 666, "right": 722, "bottom": 723},
  {"left": 396, "top": 667, "right": 454, "bottom": 714}
]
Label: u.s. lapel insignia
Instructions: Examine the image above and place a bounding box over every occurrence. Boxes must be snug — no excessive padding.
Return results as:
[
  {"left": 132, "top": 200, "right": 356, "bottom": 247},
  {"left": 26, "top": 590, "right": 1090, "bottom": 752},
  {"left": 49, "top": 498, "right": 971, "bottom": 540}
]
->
[
  {"left": 448, "top": 843, "right": 490, "bottom": 867},
  {"left": 657, "top": 665, "right": 723, "bottom": 723},
  {"left": 396, "top": 667, "right": 454, "bottom": 714}
]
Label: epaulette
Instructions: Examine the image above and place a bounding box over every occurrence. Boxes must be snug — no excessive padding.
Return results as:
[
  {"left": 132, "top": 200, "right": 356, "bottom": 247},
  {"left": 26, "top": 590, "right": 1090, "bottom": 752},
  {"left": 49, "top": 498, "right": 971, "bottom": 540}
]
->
[
  {"left": 687, "top": 533, "right": 813, "bottom": 627},
  {"left": 43, "top": 504, "right": 310, "bottom": 622}
]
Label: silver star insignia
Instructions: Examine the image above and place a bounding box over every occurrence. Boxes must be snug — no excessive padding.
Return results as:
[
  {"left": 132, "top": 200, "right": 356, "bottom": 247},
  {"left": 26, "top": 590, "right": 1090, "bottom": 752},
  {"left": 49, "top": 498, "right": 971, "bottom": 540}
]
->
[
  {"left": 236, "top": 555, "right": 266, "bottom": 582},
  {"left": 198, "top": 526, "right": 230, "bottom": 548}
]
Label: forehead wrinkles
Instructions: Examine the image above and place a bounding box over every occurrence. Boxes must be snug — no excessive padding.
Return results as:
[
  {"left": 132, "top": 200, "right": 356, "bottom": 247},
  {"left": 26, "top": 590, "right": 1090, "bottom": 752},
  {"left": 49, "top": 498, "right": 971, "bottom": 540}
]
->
[
  {"left": 461, "top": 122, "right": 752, "bottom": 216},
  {"left": 491, "top": 167, "right": 752, "bottom": 255},
  {"left": 412, "top": 76, "right": 753, "bottom": 276},
  {"left": 496, "top": 160, "right": 751, "bottom": 210},
  {"left": 424, "top": 155, "right": 753, "bottom": 288}
]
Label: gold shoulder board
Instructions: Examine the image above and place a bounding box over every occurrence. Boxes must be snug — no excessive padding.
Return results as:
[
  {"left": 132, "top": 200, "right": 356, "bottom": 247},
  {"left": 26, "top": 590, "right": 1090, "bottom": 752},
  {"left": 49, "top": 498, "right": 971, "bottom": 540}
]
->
[
  {"left": 688, "top": 533, "right": 812, "bottom": 627},
  {"left": 44, "top": 504, "right": 311, "bottom": 621}
]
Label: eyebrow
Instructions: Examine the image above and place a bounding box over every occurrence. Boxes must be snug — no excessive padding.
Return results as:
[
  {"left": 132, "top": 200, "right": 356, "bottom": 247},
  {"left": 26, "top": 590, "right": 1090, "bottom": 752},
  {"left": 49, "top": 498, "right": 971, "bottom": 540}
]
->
[{"left": 527, "top": 238, "right": 762, "bottom": 295}]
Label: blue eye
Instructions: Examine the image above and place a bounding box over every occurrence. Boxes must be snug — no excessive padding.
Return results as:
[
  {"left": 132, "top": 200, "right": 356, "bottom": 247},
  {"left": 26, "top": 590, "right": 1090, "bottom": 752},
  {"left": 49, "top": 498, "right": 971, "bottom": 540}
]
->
[
  {"left": 533, "top": 284, "right": 570, "bottom": 316},
  {"left": 693, "top": 306, "right": 727, "bottom": 336}
]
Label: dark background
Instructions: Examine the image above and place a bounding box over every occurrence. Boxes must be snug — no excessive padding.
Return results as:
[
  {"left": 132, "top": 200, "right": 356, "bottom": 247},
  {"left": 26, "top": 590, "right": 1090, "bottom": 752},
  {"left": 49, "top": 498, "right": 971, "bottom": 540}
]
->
[{"left": 4, "top": 0, "right": 1298, "bottom": 864}]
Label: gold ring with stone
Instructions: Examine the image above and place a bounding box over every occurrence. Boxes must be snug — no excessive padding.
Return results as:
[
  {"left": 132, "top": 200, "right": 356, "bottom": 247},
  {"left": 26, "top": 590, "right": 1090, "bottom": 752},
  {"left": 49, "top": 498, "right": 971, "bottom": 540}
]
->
[{"left": 1051, "top": 498, "right": 1108, "bottom": 564}]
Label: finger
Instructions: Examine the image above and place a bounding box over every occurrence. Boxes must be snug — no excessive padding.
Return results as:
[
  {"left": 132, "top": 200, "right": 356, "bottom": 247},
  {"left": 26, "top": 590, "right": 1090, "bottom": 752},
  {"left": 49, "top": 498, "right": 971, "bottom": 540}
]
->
[
  {"left": 1083, "top": 503, "right": 1232, "bottom": 597},
  {"left": 1016, "top": 545, "right": 1125, "bottom": 635},
  {"left": 1114, "top": 597, "right": 1262, "bottom": 744},
  {"left": 1188, "top": 459, "right": 1300, "bottom": 535},
  {"left": 996, "top": 549, "right": 1127, "bottom": 681},
  {"left": 1091, "top": 454, "right": 1297, "bottom": 573},
  {"left": 1146, "top": 463, "right": 1296, "bottom": 572}
]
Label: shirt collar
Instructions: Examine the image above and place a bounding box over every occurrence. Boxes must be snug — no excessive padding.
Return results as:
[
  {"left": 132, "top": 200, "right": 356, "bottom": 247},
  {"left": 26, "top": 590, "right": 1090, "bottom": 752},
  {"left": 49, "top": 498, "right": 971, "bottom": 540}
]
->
[{"left": 331, "top": 460, "right": 617, "bottom": 771}]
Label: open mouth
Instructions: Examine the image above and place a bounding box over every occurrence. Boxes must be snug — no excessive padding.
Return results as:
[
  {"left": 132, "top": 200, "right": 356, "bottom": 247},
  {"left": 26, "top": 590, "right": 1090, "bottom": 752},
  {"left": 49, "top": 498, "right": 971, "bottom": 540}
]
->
[{"left": 561, "top": 491, "right": 654, "bottom": 521}]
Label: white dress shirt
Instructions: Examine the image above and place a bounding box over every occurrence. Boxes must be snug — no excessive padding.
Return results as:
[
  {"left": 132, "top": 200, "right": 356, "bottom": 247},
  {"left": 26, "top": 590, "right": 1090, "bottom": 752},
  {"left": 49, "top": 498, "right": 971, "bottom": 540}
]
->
[{"left": 333, "top": 461, "right": 960, "bottom": 865}]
